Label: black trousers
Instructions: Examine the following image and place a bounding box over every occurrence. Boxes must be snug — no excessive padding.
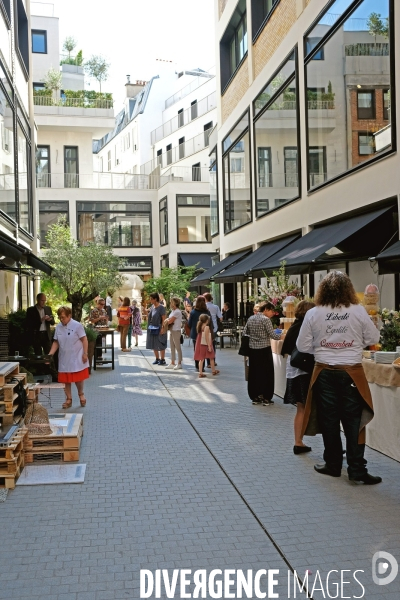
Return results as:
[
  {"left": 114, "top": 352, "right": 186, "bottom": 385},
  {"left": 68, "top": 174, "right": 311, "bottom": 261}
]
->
[
  {"left": 314, "top": 369, "right": 368, "bottom": 478},
  {"left": 247, "top": 346, "right": 274, "bottom": 401},
  {"left": 33, "top": 331, "right": 51, "bottom": 356}
]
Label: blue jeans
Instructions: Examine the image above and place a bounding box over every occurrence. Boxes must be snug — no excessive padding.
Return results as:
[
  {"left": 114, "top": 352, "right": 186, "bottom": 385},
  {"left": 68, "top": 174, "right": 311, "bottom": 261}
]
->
[{"left": 314, "top": 369, "right": 368, "bottom": 478}]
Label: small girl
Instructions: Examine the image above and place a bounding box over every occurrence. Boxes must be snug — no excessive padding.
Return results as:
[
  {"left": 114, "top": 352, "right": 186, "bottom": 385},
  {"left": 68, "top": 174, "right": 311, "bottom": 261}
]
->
[{"left": 194, "top": 314, "right": 219, "bottom": 378}]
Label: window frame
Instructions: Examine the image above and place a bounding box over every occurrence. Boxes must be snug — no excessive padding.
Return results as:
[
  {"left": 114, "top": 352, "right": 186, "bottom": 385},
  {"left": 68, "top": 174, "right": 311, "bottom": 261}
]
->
[
  {"left": 304, "top": 0, "right": 396, "bottom": 194},
  {"left": 159, "top": 196, "right": 168, "bottom": 247},
  {"left": 31, "top": 29, "right": 47, "bottom": 54},
  {"left": 64, "top": 146, "right": 79, "bottom": 188},
  {"left": 15, "top": 0, "right": 29, "bottom": 78},
  {"left": 220, "top": 0, "right": 248, "bottom": 94},
  {"left": 119, "top": 256, "right": 153, "bottom": 272},
  {"left": 251, "top": 0, "right": 281, "bottom": 42},
  {"left": 209, "top": 145, "right": 219, "bottom": 237},
  {"left": 257, "top": 147, "right": 272, "bottom": 188},
  {"left": 308, "top": 146, "right": 327, "bottom": 187},
  {"left": 36, "top": 145, "right": 51, "bottom": 188},
  {"left": 357, "top": 90, "right": 375, "bottom": 120},
  {"left": 358, "top": 132, "right": 375, "bottom": 156},
  {"left": 76, "top": 201, "right": 152, "bottom": 248},
  {"left": 253, "top": 47, "right": 301, "bottom": 220},
  {"left": 176, "top": 194, "right": 212, "bottom": 244},
  {"left": 223, "top": 108, "right": 253, "bottom": 233},
  {"left": 383, "top": 89, "right": 390, "bottom": 121},
  {"left": 38, "top": 201, "right": 69, "bottom": 245},
  {"left": 15, "top": 116, "right": 33, "bottom": 235},
  {"left": 0, "top": 0, "right": 11, "bottom": 27}
]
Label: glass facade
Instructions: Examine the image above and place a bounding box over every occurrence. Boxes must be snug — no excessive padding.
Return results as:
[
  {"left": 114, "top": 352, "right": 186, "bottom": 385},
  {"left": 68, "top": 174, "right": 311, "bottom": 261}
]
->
[
  {"left": 159, "top": 197, "right": 168, "bottom": 246},
  {"left": 209, "top": 146, "right": 219, "bottom": 237},
  {"left": 305, "top": 0, "right": 393, "bottom": 189},
  {"left": 36, "top": 145, "right": 50, "bottom": 187},
  {"left": 77, "top": 202, "right": 152, "bottom": 247},
  {"left": 223, "top": 129, "right": 251, "bottom": 232},
  {"left": 39, "top": 201, "right": 69, "bottom": 245},
  {"left": 177, "top": 195, "right": 211, "bottom": 243}
]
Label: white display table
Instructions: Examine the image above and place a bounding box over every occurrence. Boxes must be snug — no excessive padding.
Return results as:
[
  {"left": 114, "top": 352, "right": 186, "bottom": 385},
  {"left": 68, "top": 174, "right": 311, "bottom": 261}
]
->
[{"left": 271, "top": 339, "right": 287, "bottom": 399}]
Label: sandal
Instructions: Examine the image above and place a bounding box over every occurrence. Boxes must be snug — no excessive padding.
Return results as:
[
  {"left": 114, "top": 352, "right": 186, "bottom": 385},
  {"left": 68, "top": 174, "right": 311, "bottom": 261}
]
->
[
  {"left": 62, "top": 397, "right": 72, "bottom": 409},
  {"left": 199, "top": 373, "right": 207, "bottom": 378},
  {"left": 212, "top": 370, "right": 220, "bottom": 376},
  {"left": 78, "top": 393, "right": 87, "bottom": 407}
]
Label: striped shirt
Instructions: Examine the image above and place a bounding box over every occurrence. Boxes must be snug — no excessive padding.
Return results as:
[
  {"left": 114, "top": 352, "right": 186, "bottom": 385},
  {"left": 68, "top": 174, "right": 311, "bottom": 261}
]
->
[{"left": 243, "top": 313, "right": 281, "bottom": 349}]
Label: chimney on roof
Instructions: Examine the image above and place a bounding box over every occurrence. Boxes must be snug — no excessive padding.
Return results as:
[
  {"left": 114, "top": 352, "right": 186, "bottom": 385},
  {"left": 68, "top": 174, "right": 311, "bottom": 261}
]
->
[{"left": 125, "top": 78, "right": 147, "bottom": 98}]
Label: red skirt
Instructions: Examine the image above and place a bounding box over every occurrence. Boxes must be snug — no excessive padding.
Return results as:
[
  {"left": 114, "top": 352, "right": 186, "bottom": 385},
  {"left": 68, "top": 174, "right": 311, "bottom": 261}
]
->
[
  {"left": 58, "top": 368, "right": 90, "bottom": 383},
  {"left": 194, "top": 333, "right": 215, "bottom": 360}
]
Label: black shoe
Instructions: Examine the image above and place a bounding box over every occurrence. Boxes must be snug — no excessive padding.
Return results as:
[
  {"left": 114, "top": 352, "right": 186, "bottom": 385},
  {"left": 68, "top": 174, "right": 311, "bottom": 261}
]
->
[
  {"left": 314, "top": 463, "right": 341, "bottom": 477},
  {"left": 159, "top": 359, "right": 166, "bottom": 366},
  {"left": 293, "top": 445, "right": 312, "bottom": 455},
  {"left": 252, "top": 399, "right": 262, "bottom": 405},
  {"left": 262, "top": 399, "right": 271, "bottom": 406},
  {"left": 349, "top": 473, "right": 382, "bottom": 485},
  {"left": 152, "top": 359, "right": 160, "bottom": 365},
  {"left": 268, "top": 398, "right": 274, "bottom": 404}
]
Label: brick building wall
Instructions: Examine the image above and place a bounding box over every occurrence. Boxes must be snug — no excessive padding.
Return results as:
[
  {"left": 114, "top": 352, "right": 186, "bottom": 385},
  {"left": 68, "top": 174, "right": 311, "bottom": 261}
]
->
[
  {"left": 350, "top": 88, "right": 389, "bottom": 166},
  {"left": 253, "top": 0, "right": 297, "bottom": 79},
  {"left": 221, "top": 58, "right": 249, "bottom": 123}
]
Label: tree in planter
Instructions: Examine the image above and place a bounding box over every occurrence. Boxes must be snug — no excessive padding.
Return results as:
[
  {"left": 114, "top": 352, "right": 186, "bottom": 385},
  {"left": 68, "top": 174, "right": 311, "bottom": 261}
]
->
[
  {"left": 367, "top": 12, "right": 386, "bottom": 48},
  {"left": 42, "top": 217, "right": 125, "bottom": 322},
  {"left": 144, "top": 266, "right": 198, "bottom": 303},
  {"left": 42, "top": 68, "right": 62, "bottom": 102},
  {"left": 62, "top": 36, "right": 77, "bottom": 61},
  {"left": 84, "top": 55, "right": 110, "bottom": 93}
]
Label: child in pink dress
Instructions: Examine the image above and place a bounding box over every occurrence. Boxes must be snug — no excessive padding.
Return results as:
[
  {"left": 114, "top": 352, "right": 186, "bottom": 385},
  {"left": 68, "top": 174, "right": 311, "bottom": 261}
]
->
[{"left": 194, "top": 314, "right": 220, "bottom": 378}]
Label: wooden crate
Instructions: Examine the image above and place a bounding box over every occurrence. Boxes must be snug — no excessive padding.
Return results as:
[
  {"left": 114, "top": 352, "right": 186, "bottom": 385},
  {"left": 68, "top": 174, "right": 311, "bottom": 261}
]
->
[
  {"left": 24, "top": 449, "right": 80, "bottom": 463},
  {"left": 0, "top": 451, "right": 24, "bottom": 475},
  {"left": 25, "top": 413, "right": 83, "bottom": 456},
  {"left": 0, "top": 428, "right": 28, "bottom": 461}
]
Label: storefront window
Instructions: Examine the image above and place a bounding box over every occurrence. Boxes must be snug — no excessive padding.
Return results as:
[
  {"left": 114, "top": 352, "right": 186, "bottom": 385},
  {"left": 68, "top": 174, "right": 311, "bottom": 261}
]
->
[
  {"left": 209, "top": 146, "right": 218, "bottom": 236},
  {"left": 119, "top": 257, "right": 153, "bottom": 272},
  {"left": 77, "top": 202, "right": 152, "bottom": 247},
  {"left": 159, "top": 197, "right": 168, "bottom": 246},
  {"left": 39, "top": 201, "right": 69, "bottom": 245},
  {"left": 17, "top": 122, "right": 32, "bottom": 233},
  {"left": 177, "top": 195, "right": 211, "bottom": 243},
  {"left": 253, "top": 53, "right": 299, "bottom": 217},
  {"left": 0, "top": 67, "right": 15, "bottom": 222},
  {"left": 305, "top": 0, "right": 393, "bottom": 189}
]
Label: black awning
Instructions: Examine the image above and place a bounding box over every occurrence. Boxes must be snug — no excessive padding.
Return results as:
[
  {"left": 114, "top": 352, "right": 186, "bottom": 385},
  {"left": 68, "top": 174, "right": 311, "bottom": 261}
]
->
[
  {"left": 257, "top": 207, "right": 394, "bottom": 275},
  {"left": 0, "top": 235, "right": 23, "bottom": 263},
  {"left": 178, "top": 253, "right": 214, "bottom": 271},
  {"left": 373, "top": 240, "right": 400, "bottom": 275},
  {"left": 214, "top": 234, "right": 300, "bottom": 283},
  {"left": 191, "top": 250, "right": 251, "bottom": 285},
  {"left": 26, "top": 254, "right": 53, "bottom": 275}
]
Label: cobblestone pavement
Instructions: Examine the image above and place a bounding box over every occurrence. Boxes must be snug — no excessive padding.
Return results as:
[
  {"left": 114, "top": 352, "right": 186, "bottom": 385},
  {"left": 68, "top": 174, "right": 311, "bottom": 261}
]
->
[{"left": 1, "top": 337, "right": 400, "bottom": 599}]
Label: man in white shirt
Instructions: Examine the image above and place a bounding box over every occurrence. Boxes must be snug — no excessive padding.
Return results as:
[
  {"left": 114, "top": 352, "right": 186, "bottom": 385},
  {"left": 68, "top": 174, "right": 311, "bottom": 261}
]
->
[
  {"left": 204, "top": 293, "right": 222, "bottom": 367},
  {"left": 297, "top": 271, "right": 381, "bottom": 484}
]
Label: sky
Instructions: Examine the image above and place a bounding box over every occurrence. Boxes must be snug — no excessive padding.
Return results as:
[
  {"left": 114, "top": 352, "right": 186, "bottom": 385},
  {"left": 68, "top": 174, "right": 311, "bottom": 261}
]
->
[{"left": 32, "top": 0, "right": 216, "bottom": 109}]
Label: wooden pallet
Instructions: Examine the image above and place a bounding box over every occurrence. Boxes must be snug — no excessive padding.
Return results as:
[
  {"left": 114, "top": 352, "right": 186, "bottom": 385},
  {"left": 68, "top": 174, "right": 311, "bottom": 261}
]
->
[
  {"left": 0, "top": 362, "right": 20, "bottom": 386},
  {"left": 27, "top": 384, "right": 40, "bottom": 402},
  {"left": 24, "top": 449, "right": 80, "bottom": 463},
  {"left": 0, "top": 451, "right": 24, "bottom": 475},
  {"left": 0, "top": 428, "right": 28, "bottom": 460},
  {"left": 25, "top": 413, "right": 83, "bottom": 454}
]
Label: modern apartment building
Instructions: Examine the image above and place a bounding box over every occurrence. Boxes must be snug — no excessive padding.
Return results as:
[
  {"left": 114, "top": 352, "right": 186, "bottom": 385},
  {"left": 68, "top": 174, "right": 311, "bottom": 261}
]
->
[
  {"left": 199, "top": 0, "right": 399, "bottom": 318},
  {"left": 0, "top": 0, "right": 53, "bottom": 317}
]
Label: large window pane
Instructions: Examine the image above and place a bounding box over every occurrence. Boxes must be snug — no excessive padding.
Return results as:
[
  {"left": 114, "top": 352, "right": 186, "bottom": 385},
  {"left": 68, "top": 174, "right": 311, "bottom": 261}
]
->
[
  {"left": 209, "top": 147, "right": 218, "bottom": 236},
  {"left": 159, "top": 197, "right": 168, "bottom": 245},
  {"left": 31, "top": 30, "right": 47, "bottom": 53},
  {"left": 39, "top": 201, "right": 69, "bottom": 245},
  {"left": 17, "top": 123, "right": 31, "bottom": 232},
  {"left": 64, "top": 146, "right": 78, "bottom": 188},
  {"left": 305, "top": 0, "right": 355, "bottom": 56},
  {"left": 223, "top": 131, "right": 251, "bottom": 232},
  {"left": 78, "top": 208, "right": 152, "bottom": 247},
  {"left": 0, "top": 86, "right": 15, "bottom": 221},
  {"left": 254, "top": 53, "right": 295, "bottom": 115},
  {"left": 177, "top": 195, "right": 211, "bottom": 243},
  {"left": 223, "top": 111, "right": 249, "bottom": 153},
  {"left": 254, "top": 78, "right": 299, "bottom": 217},
  {"left": 36, "top": 145, "right": 50, "bottom": 187},
  {"left": 306, "top": 0, "right": 392, "bottom": 189}
]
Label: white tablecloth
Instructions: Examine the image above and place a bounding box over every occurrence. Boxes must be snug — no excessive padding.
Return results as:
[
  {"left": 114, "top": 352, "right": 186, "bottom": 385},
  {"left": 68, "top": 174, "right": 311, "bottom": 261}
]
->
[{"left": 366, "top": 383, "right": 400, "bottom": 462}]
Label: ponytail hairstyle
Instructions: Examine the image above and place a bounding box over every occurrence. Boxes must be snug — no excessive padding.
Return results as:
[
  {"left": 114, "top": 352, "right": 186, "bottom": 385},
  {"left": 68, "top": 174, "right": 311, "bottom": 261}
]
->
[{"left": 196, "top": 313, "right": 210, "bottom": 334}]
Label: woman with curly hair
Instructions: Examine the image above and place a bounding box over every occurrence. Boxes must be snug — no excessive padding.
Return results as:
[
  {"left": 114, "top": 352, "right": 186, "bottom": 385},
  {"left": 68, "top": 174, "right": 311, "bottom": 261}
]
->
[{"left": 297, "top": 271, "right": 381, "bottom": 484}]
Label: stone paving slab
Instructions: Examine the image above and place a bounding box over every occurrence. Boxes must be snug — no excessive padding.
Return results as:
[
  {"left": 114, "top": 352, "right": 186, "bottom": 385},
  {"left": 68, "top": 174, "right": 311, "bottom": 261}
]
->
[{"left": 1, "top": 337, "right": 399, "bottom": 599}]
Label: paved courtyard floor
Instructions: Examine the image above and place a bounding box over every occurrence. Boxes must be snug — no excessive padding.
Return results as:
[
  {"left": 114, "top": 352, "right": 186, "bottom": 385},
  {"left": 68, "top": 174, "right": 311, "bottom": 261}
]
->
[{"left": 1, "top": 337, "right": 400, "bottom": 599}]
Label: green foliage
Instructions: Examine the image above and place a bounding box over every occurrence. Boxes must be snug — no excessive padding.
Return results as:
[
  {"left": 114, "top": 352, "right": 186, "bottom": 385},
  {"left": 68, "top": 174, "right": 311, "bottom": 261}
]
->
[
  {"left": 84, "top": 326, "right": 99, "bottom": 342},
  {"left": 84, "top": 55, "right": 110, "bottom": 93},
  {"left": 42, "top": 216, "right": 125, "bottom": 322},
  {"left": 61, "top": 89, "right": 113, "bottom": 107},
  {"left": 254, "top": 263, "right": 303, "bottom": 327},
  {"left": 143, "top": 266, "right": 198, "bottom": 302},
  {"left": 379, "top": 308, "right": 400, "bottom": 351},
  {"left": 34, "top": 87, "right": 53, "bottom": 97},
  {"left": 367, "top": 12, "right": 387, "bottom": 44},
  {"left": 40, "top": 278, "right": 68, "bottom": 315},
  {"left": 7, "top": 309, "right": 27, "bottom": 334},
  {"left": 63, "top": 36, "right": 77, "bottom": 59},
  {"left": 7, "top": 309, "right": 30, "bottom": 356},
  {"left": 42, "top": 68, "right": 62, "bottom": 92}
]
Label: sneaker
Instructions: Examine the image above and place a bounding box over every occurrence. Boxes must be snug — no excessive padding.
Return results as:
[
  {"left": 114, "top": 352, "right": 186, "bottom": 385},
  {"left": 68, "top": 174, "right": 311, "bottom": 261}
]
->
[
  {"left": 252, "top": 399, "right": 262, "bottom": 405},
  {"left": 165, "top": 363, "right": 175, "bottom": 369},
  {"left": 159, "top": 359, "right": 166, "bottom": 366},
  {"left": 174, "top": 364, "right": 182, "bottom": 370},
  {"left": 262, "top": 399, "right": 271, "bottom": 406},
  {"left": 152, "top": 359, "right": 160, "bottom": 365}
]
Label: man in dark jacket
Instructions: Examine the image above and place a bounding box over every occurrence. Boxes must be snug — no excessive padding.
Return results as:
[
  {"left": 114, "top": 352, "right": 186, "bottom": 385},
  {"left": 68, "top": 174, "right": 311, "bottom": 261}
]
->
[{"left": 26, "top": 293, "right": 55, "bottom": 355}]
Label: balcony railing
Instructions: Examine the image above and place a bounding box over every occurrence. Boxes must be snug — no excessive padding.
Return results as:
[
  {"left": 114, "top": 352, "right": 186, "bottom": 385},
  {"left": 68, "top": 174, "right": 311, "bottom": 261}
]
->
[
  {"left": 151, "top": 91, "right": 216, "bottom": 144},
  {"left": 164, "top": 70, "right": 215, "bottom": 109},
  {"left": 33, "top": 96, "right": 113, "bottom": 109},
  {"left": 345, "top": 43, "right": 389, "bottom": 56},
  {"left": 141, "top": 129, "right": 211, "bottom": 175},
  {"left": 35, "top": 170, "right": 208, "bottom": 190}
]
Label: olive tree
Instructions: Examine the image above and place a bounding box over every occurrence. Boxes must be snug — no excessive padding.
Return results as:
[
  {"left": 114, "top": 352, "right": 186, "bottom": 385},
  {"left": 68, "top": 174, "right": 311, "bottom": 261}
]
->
[
  {"left": 42, "top": 217, "right": 125, "bottom": 322},
  {"left": 84, "top": 55, "right": 110, "bottom": 93}
]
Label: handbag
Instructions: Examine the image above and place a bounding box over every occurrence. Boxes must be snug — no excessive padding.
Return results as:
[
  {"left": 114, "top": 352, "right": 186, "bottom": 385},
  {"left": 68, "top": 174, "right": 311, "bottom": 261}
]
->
[
  {"left": 290, "top": 347, "right": 314, "bottom": 374},
  {"left": 185, "top": 323, "right": 191, "bottom": 337},
  {"left": 180, "top": 334, "right": 184, "bottom": 345},
  {"left": 238, "top": 335, "right": 250, "bottom": 356},
  {"left": 148, "top": 325, "right": 160, "bottom": 335}
]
